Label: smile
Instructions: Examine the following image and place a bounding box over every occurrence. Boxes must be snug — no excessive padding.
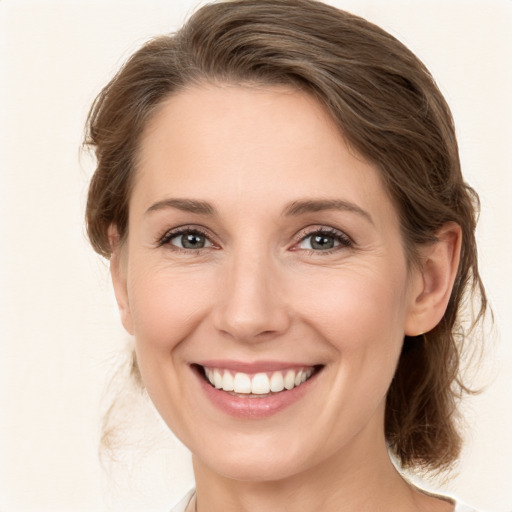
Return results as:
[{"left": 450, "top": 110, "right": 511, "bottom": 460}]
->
[
  {"left": 202, "top": 366, "right": 316, "bottom": 395},
  {"left": 192, "top": 362, "right": 323, "bottom": 418}
]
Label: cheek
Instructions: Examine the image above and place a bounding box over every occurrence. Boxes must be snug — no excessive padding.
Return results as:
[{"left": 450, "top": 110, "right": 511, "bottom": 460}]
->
[
  {"left": 127, "top": 263, "right": 216, "bottom": 352},
  {"left": 294, "top": 264, "right": 409, "bottom": 341},
  {"left": 126, "top": 264, "right": 218, "bottom": 430},
  {"left": 291, "top": 263, "right": 409, "bottom": 393},
  {"left": 290, "top": 267, "right": 409, "bottom": 438}
]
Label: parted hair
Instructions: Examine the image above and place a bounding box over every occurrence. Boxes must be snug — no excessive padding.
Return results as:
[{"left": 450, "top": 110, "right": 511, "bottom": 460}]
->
[{"left": 85, "top": 0, "right": 487, "bottom": 472}]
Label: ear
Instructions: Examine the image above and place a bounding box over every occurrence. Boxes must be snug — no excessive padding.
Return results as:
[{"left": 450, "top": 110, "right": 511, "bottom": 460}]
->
[
  {"left": 404, "top": 222, "right": 462, "bottom": 336},
  {"left": 108, "top": 225, "right": 134, "bottom": 335}
]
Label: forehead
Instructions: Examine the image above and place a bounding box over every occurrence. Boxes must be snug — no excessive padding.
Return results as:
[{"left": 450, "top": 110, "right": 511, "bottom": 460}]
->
[
  {"left": 138, "top": 83, "right": 347, "bottom": 169},
  {"left": 133, "top": 84, "right": 396, "bottom": 224}
]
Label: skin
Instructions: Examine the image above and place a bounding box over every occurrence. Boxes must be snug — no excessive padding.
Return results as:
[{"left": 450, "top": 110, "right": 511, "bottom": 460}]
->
[{"left": 110, "top": 84, "right": 461, "bottom": 512}]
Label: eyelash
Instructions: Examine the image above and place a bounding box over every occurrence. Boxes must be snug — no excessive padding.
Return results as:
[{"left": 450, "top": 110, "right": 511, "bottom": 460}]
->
[
  {"left": 157, "top": 226, "right": 214, "bottom": 253},
  {"left": 293, "top": 227, "right": 353, "bottom": 254},
  {"left": 156, "top": 225, "right": 353, "bottom": 254}
]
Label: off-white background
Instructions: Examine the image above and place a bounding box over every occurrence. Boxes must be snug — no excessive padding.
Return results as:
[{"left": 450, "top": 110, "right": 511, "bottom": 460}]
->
[{"left": 0, "top": 1, "right": 511, "bottom": 511}]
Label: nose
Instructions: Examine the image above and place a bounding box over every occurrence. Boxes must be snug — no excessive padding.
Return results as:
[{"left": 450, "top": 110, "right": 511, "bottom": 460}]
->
[{"left": 212, "top": 251, "right": 291, "bottom": 342}]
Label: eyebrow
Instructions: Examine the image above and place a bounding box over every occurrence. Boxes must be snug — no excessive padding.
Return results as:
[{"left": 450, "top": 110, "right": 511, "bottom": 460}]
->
[
  {"left": 145, "top": 197, "right": 373, "bottom": 224},
  {"left": 283, "top": 199, "right": 374, "bottom": 225},
  {"left": 145, "top": 198, "right": 215, "bottom": 215}
]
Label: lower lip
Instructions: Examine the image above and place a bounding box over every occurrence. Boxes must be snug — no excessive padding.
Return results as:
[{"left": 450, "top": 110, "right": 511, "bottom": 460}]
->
[{"left": 194, "top": 367, "right": 319, "bottom": 419}]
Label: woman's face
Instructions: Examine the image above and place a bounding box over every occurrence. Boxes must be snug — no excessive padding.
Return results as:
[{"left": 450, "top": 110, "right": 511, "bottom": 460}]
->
[{"left": 113, "top": 84, "right": 424, "bottom": 481}]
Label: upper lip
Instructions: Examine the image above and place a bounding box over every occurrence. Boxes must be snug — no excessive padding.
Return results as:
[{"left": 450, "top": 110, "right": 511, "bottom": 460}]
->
[{"left": 195, "top": 359, "right": 320, "bottom": 373}]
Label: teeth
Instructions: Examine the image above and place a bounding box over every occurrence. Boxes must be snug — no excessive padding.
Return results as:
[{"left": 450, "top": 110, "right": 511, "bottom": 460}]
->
[
  {"left": 233, "top": 372, "right": 251, "bottom": 393},
  {"left": 222, "top": 371, "right": 234, "bottom": 391},
  {"left": 269, "top": 371, "right": 284, "bottom": 392},
  {"left": 213, "top": 369, "right": 223, "bottom": 389},
  {"left": 251, "top": 373, "right": 270, "bottom": 394},
  {"left": 203, "top": 366, "right": 315, "bottom": 394},
  {"left": 284, "top": 370, "right": 295, "bottom": 390}
]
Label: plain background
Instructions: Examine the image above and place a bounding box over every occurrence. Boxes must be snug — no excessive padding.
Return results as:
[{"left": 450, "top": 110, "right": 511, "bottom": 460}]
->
[{"left": 0, "top": 0, "right": 511, "bottom": 510}]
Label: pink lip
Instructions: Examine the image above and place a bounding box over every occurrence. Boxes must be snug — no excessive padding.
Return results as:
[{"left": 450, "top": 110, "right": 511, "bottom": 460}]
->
[
  {"left": 191, "top": 363, "right": 321, "bottom": 419},
  {"left": 196, "top": 359, "right": 314, "bottom": 373}
]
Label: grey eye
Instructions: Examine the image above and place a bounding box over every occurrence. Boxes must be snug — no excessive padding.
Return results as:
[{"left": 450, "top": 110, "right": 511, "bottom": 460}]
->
[
  {"left": 170, "top": 232, "right": 212, "bottom": 249},
  {"left": 299, "top": 233, "right": 340, "bottom": 250},
  {"left": 296, "top": 228, "right": 353, "bottom": 252}
]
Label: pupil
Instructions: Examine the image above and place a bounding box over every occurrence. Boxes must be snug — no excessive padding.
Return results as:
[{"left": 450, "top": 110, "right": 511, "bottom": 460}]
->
[
  {"left": 182, "top": 233, "right": 205, "bottom": 249},
  {"left": 311, "top": 234, "right": 334, "bottom": 250}
]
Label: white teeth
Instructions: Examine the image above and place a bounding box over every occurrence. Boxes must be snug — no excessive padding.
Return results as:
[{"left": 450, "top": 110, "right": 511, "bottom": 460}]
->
[
  {"left": 213, "top": 369, "right": 223, "bottom": 389},
  {"left": 233, "top": 372, "right": 252, "bottom": 393},
  {"left": 270, "top": 371, "right": 285, "bottom": 392},
  {"left": 284, "top": 370, "right": 296, "bottom": 390},
  {"left": 222, "top": 371, "right": 234, "bottom": 391},
  {"left": 251, "top": 373, "right": 270, "bottom": 394},
  {"left": 204, "top": 366, "right": 316, "bottom": 394}
]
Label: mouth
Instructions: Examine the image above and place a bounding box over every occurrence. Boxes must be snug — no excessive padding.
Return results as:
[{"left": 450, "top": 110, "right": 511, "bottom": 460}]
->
[{"left": 193, "top": 363, "right": 323, "bottom": 398}]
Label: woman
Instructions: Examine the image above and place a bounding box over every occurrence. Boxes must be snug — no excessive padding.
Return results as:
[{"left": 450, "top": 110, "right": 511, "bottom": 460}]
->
[{"left": 85, "top": 1, "right": 487, "bottom": 510}]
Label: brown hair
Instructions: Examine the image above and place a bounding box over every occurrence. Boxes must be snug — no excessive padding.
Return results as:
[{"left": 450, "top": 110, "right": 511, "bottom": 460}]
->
[{"left": 85, "top": 0, "right": 487, "bottom": 472}]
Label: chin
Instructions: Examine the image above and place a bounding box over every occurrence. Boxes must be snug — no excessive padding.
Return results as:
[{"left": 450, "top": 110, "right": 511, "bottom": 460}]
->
[
  {"left": 191, "top": 430, "right": 318, "bottom": 483},
  {"left": 202, "top": 453, "right": 307, "bottom": 483}
]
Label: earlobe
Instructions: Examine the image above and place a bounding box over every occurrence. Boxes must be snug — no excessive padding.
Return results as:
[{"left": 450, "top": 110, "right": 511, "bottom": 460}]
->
[
  {"left": 108, "top": 225, "right": 134, "bottom": 335},
  {"left": 404, "top": 222, "right": 462, "bottom": 336}
]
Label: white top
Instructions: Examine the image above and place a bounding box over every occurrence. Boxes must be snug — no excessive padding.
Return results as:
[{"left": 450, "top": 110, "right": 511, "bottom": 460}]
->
[
  {"left": 169, "top": 489, "right": 480, "bottom": 512},
  {"left": 454, "top": 505, "right": 480, "bottom": 512},
  {"left": 170, "top": 489, "right": 195, "bottom": 512}
]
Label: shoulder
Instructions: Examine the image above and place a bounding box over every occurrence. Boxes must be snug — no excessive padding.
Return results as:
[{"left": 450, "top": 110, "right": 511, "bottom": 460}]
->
[{"left": 169, "top": 489, "right": 195, "bottom": 512}]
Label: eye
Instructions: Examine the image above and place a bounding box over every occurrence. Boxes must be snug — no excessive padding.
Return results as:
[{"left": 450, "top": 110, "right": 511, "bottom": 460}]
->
[
  {"left": 296, "top": 228, "right": 352, "bottom": 252},
  {"left": 173, "top": 232, "right": 212, "bottom": 249},
  {"left": 159, "top": 228, "right": 214, "bottom": 250}
]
